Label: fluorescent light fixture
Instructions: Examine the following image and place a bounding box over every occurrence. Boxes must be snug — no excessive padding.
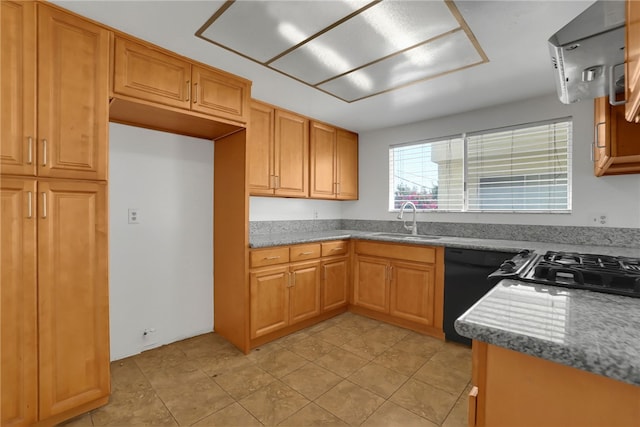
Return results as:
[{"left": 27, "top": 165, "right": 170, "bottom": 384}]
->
[{"left": 196, "top": 0, "right": 488, "bottom": 102}]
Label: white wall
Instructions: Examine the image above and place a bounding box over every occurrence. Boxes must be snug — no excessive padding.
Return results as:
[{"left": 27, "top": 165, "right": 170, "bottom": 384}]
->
[
  {"left": 109, "top": 123, "right": 214, "bottom": 361},
  {"left": 341, "top": 94, "right": 640, "bottom": 229},
  {"left": 250, "top": 196, "right": 344, "bottom": 221}
]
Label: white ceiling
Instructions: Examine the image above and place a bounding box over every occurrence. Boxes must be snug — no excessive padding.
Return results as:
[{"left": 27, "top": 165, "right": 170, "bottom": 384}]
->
[{"left": 54, "top": 0, "right": 594, "bottom": 133}]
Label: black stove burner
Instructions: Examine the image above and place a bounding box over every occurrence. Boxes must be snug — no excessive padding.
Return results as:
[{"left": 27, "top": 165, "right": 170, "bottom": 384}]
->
[{"left": 521, "top": 251, "right": 640, "bottom": 298}]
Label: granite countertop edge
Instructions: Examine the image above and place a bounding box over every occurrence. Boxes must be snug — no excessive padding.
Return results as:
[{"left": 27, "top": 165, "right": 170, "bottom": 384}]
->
[
  {"left": 249, "top": 229, "right": 640, "bottom": 257},
  {"left": 455, "top": 282, "right": 640, "bottom": 387},
  {"left": 455, "top": 319, "right": 639, "bottom": 386}
]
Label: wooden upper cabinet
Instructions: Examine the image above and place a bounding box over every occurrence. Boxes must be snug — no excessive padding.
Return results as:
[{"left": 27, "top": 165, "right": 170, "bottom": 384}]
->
[
  {"left": 38, "top": 180, "right": 110, "bottom": 419},
  {"left": 113, "top": 37, "right": 191, "bottom": 109},
  {"left": 247, "top": 101, "right": 309, "bottom": 197},
  {"left": 1, "top": 1, "right": 37, "bottom": 177},
  {"left": 1, "top": 178, "right": 38, "bottom": 427},
  {"left": 274, "top": 109, "right": 309, "bottom": 197},
  {"left": 336, "top": 129, "right": 358, "bottom": 200},
  {"left": 626, "top": 0, "right": 640, "bottom": 123},
  {"left": 247, "top": 100, "right": 275, "bottom": 195},
  {"left": 594, "top": 96, "right": 640, "bottom": 176},
  {"left": 310, "top": 122, "right": 358, "bottom": 200},
  {"left": 191, "top": 65, "right": 249, "bottom": 123},
  {"left": 112, "top": 36, "right": 250, "bottom": 127},
  {"left": 38, "top": 4, "right": 109, "bottom": 181},
  {"left": 310, "top": 122, "right": 337, "bottom": 198}
]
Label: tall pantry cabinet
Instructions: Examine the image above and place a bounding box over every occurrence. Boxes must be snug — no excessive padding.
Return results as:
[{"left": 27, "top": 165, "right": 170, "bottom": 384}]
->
[{"left": 1, "top": 2, "right": 110, "bottom": 426}]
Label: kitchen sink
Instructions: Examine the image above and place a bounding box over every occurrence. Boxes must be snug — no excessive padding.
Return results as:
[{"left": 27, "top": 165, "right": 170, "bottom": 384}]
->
[{"left": 371, "top": 232, "right": 441, "bottom": 240}]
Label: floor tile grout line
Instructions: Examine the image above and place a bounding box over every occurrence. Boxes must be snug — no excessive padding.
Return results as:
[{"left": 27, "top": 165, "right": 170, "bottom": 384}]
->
[
  {"left": 94, "top": 314, "right": 469, "bottom": 427},
  {"left": 129, "top": 355, "right": 182, "bottom": 427}
]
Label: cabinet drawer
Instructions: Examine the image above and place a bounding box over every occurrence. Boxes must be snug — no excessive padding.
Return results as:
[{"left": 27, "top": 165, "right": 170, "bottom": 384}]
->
[
  {"left": 289, "top": 243, "right": 321, "bottom": 262},
  {"left": 322, "top": 240, "right": 348, "bottom": 257},
  {"left": 355, "top": 240, "right": 435, "bottom": 264},
  {"left": 250, "top": 247, "right": 289, "bottom": 268}
]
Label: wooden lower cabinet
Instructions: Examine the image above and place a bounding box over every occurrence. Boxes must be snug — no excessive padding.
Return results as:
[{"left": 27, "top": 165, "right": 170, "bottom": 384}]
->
[
  {"left": 390, "top": 261, "right": 436, "bottom": 326},
  {"left": 321, "top": 257, "right": 349, "bottom": 311},
  {"left": 470, "top": 341, "right": 640, "bottom": 427},
  {"left": 38, "top": 180, "right": 110, "bottom": 420},
  {"left": 250, "top": 261, "right": 321, "bottom": 339},
  {"left": 352, "top": 240, "right": 444, "bottom": 337},
  {"left": 1, "top": 178, "right": 110, "bottom": 426},
  {"left": 353, "top": 255, "right": 389, "bottom": 313},
  {"left": 250, "top": 265, "right": 289, "bottom": 339},
  {"left": 248, "top": 242, "right": 348, "bottom": 344},
  {"left": 1, "top": 178, "right": 38, "bottom": 427},
  {"left": 289, "top": 261, "right": 321, "bottom": 323}
]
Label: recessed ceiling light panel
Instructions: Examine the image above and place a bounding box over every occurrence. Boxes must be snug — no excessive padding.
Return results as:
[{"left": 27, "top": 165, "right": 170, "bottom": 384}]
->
[
  {"left": 196, "top": 0, "right": 488, "bottom": 102},
  {"left": 318, "top": 29, "right": 484, "bottom": 101}
]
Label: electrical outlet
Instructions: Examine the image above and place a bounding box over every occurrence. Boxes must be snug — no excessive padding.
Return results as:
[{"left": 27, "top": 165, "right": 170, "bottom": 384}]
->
[
  {"left": 142, "top": 327, "right": 157, "bottom": 348},
  {"left": 313, "top": 210, "right": 319, "bottom": 219},
  {"left": 128, "top": 208, "right": 139, "bottom": 224},
  {"left": 590, "top": 213, "right": 608, "bottom": 226}
]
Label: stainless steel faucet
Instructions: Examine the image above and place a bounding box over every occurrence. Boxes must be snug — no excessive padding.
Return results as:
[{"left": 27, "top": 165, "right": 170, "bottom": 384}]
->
[{"left": 397, "top": 201, "right": 418, "bottom": 235}]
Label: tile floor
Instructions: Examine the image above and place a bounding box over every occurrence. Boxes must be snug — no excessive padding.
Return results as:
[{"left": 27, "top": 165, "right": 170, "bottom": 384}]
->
[{"left": 61, "top": 312, "right": 471, "bottom": 427}]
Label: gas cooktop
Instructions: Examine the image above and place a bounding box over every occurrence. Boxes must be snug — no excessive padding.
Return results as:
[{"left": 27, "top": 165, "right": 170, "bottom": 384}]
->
[{"left": 491, "top": 250, "right": 640, "bottom": 298}]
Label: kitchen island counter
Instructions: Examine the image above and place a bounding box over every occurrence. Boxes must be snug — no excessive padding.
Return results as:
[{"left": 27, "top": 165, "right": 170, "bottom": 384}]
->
[{"left": 455, "top": 279, "right": 640, "bottom": 386}]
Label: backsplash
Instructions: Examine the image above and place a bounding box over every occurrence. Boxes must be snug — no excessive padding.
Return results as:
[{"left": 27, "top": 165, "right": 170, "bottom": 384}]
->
[
  {"left": 250, "top": 219, "right": 640, "bottom": 248},
  {"left": 249, "top": 219, "right": 343, "bottom": 235}
]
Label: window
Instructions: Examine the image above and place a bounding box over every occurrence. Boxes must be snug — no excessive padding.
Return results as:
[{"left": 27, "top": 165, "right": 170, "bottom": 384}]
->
[{"left": 389, "top": 119, "right": 572, "bottom": 212}]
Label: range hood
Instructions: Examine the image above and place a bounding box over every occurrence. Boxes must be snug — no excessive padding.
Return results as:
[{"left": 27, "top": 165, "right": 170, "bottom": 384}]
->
[{"left": 549, "top": 0, "right": 626, "bottom": 104}]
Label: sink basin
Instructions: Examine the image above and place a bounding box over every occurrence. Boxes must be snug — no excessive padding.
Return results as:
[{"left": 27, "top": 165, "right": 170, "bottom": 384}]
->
[{"left": 371, "top": 233, "right": 441, "bottom": 240}]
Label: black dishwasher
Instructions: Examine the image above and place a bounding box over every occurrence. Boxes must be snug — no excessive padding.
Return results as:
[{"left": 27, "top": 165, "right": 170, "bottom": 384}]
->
[{"left": 444, "top": 247, "right": 516, "bottom": 345}]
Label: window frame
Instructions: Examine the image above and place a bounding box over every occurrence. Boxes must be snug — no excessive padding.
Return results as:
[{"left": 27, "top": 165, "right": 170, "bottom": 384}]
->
[{"left": 388, "top": 117, "right": 573, "bottom": 213}]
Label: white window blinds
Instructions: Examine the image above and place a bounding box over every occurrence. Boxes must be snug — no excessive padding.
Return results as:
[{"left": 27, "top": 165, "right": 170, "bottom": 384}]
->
[
  {"left": 388, "top": 119, "right": 572, "bottom": 212},
  {"left": 466, "top": 121, "right": 571, "bottom": 211}
]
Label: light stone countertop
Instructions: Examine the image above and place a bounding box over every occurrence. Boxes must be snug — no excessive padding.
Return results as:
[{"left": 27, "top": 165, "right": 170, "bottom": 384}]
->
[
  {"left": 455, "top": 279, "right": 640, "bottom": 386},
  {"left": 249, "top": 229, "right": 640, "bottom": 258}
]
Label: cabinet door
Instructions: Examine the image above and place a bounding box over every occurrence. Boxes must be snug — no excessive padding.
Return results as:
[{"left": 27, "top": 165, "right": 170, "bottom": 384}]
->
[
  {"left": 289, "top": 261, "right": 321, "bottom": 324},
  {"left": 310, "top": 121, "right": 337, "bottom": 199},
  {"left": 38, "top": 180, "right": 109, "bottom": 419},
  {"left": 322, "top": 257, "right": 349, "bottom": 311},
  {"left": 389, "top": 260, "right": 435, "bottom": 326},
  {"left": 247, "top": 101, "right": 275, "bottom": 195},
  {"left": 594, "top": 96, "right": 640, "bottom": 176},
  {"left": 1, "top": 178, "right": 37, "bottom": 427},
  {"left": 336, "top": 129, "right": 358, "bottom": 200},
  {"left": 191, "top": 65, "right": 249, "bottom": 123},
  {"left": 0, "top": 1, "right": 36, "bottom": 176},
  {"left": 250, "top": 266, "right": 289, "bottom": 338},
  {"left": 626, "top": 0, "right": 640, "bottom": 123},
  {"left": 113, "top": 36, "right": 191, "bottom": 110},
  {"left": 593, "top": 97, "right": 611, "bottom": 175},
  {"left": 274, "top": 110, "right": 309, "bottom": 197},
  {"left": 38, "top": 5, "right": 109, "bottom": 181},
  {"left": 353, "top": 255, "right": 389, "bottom": 313}
]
